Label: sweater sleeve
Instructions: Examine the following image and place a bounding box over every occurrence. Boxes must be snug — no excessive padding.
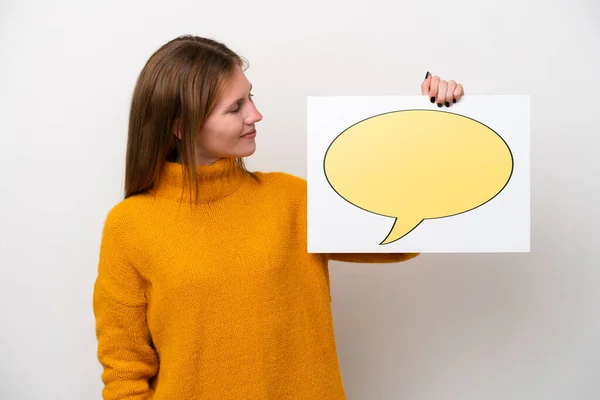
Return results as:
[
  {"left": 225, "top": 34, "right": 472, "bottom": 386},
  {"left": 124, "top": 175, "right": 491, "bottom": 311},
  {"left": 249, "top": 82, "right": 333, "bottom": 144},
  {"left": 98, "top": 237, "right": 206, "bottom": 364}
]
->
[
  {"left": 327, "top": 252, "right": 420, "bottom": 263},
  {"left": 280, "top": 173, "right": 421, "bottom": 265},
  {"left": 92, "top": 206, "right": 158, "bottom": 400}
]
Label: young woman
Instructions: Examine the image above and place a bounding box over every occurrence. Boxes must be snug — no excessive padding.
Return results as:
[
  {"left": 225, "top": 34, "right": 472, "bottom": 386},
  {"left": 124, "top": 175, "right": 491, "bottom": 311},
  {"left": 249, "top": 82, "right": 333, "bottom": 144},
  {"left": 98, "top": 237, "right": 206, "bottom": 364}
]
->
[{"left": 93, "top": 35, "right": 464, "bottom": 400}]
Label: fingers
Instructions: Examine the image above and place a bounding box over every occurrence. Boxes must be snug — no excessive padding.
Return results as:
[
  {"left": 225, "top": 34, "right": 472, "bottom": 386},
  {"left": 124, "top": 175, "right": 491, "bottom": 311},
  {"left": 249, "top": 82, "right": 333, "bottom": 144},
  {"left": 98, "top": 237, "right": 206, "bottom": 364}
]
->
[
  {"left": 422, "top": 71, "right": 464, "bottom": 106},
  {"left": 429, "top": 75, "right": 440, "bottom": 104},
  {"left": 421, "top": 71, "right": 431, "bottom": 96},
  {"left": 453, "top": 83, "right": 464, "bottom": 103},
  {"left": 446, "top": 80, "right": 457, "bottom": 106},
  {"left": 436, "top": 80, "right": 448, "bottom": 107},
  {"left": 422, "top": 73, "right": 464, "bottom": 107}
]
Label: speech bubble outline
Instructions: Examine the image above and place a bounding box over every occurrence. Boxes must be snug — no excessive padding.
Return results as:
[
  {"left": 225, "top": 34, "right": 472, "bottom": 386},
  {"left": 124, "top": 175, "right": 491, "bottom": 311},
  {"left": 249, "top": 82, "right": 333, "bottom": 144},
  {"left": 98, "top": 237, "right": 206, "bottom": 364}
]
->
[{"left": 323, "top": 109, "right": 514, "bottom": 245}]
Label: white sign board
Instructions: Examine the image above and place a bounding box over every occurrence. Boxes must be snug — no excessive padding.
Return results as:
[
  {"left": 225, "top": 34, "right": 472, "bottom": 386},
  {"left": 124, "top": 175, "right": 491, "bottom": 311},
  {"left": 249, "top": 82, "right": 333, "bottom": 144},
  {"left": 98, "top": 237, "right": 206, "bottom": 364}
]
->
[{"left": 307, "top": 95, "right": 530, "bottom": 253}]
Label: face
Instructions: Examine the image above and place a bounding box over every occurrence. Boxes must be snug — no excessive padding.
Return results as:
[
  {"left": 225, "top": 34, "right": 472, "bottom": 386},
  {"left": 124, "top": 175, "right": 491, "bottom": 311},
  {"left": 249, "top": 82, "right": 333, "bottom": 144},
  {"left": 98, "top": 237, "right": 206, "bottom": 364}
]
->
[{"left": 195, "top": 65, "right": 263, "bottom": 165}]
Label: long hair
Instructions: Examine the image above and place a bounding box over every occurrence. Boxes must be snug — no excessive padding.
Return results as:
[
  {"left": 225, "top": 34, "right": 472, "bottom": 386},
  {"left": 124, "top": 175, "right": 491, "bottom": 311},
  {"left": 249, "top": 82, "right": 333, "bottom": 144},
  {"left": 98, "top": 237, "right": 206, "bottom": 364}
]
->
[{"left": 124, "top": 35, "right": 255, "bottom": 203}]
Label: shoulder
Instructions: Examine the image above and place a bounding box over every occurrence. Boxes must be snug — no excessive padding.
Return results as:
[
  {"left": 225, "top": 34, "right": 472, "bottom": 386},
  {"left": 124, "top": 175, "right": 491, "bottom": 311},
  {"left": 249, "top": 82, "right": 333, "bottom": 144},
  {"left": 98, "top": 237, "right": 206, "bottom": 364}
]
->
[
  {"left": 100, "top": 195, "right": 149, "bottom": 238},
  {"left": 253, "top": 171, "right": 306, "bottom": 192},
  {"left": 249, "top": 171, "right": 307, "bottom": 208}
]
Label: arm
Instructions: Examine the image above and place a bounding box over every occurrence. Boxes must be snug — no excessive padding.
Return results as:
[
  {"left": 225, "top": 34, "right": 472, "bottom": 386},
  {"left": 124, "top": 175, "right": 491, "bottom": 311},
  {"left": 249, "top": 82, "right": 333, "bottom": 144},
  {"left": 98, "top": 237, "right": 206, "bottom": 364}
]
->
[
  {"left": 285, "top": 174, "right": 421, "bottom": 265},
  {"left": 327, "top": 252, "right": 420, "bottom": 263},
  {"left": 93, "top": 208, "right": 158, "bottom": 400}
]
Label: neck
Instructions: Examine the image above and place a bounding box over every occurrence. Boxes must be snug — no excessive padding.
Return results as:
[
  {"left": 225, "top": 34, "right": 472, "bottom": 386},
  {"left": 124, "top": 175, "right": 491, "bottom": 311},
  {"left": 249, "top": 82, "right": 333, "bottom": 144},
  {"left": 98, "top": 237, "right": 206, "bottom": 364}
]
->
[
  {"left": 171, "top": 152, "right": 220, "bottom": 167},
  {"left": 150, "top": 158, "right": 245, "bottom": 203}
]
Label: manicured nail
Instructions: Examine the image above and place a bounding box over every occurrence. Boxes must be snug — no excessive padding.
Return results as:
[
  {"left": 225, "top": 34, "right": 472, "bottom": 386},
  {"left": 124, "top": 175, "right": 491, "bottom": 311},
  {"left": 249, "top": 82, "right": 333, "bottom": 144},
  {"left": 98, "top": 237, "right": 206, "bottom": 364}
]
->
[
  {"left": 452, "top": 98, "right": 456, "bottom": 103},
  {"left": 445, "top": 102, "right": 450, "bottom": 107},
  {"left": 425, "top": 71, "right": 430, "bottom": 79},
  {"left": 430, "top": 97, "right": 435, "bottom": 103},
  {"left": 437, "top": 103, "right": 442, "bottom": 108}
]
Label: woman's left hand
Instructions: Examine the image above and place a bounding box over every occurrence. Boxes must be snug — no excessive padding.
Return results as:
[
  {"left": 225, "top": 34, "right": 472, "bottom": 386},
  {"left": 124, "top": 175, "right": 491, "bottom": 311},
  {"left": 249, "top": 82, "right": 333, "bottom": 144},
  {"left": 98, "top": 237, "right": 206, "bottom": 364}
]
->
[{"left": 421, "top": 71, "right": 464, "bottom": 108}]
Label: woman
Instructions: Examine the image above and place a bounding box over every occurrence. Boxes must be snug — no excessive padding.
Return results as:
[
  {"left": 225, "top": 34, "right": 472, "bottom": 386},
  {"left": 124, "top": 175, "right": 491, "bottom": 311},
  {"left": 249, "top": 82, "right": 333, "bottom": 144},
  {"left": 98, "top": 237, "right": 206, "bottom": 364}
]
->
[{"left": 93, "top": 34, "right": 464, "bottom": 399}]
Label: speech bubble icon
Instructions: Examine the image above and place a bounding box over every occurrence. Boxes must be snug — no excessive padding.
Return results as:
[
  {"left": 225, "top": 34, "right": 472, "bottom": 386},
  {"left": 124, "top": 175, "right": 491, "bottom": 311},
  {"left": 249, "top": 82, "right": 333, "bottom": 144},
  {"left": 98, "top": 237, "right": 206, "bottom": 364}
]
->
[{"left": 324, "top": 109, "right": 513, "bottom": 245}]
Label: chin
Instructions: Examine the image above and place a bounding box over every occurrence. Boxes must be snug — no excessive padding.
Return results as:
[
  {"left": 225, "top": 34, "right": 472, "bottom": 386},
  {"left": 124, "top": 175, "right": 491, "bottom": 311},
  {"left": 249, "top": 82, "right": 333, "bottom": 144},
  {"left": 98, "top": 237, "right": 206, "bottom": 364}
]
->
[
  {"left": 242, "top": 148, "right": 257, "bottom": 158},
  {"left": 230, "top": 142, "right": 256, "bottom": 158}
]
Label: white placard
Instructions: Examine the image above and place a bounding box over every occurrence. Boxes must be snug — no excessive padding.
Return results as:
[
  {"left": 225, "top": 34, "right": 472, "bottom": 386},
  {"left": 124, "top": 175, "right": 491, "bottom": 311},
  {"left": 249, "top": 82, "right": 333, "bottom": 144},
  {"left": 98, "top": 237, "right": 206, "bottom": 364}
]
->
[{"left": 307, "top": 95, "right": 530, "bottom": 253}]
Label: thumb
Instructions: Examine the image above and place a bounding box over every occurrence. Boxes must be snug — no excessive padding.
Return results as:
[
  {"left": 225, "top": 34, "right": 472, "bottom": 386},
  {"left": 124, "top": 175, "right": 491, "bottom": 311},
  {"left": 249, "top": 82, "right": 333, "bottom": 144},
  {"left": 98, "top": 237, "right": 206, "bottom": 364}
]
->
[{"left": 421, "top": 71, "right": 431, "bottom": 96}]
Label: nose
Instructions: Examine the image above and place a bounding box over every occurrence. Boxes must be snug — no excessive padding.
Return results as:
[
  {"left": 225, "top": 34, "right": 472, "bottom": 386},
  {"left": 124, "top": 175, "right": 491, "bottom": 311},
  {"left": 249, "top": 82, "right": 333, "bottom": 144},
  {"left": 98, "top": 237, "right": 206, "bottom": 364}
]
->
[{"left": 246, "top": 103, "right": 263, "bottom": 125}]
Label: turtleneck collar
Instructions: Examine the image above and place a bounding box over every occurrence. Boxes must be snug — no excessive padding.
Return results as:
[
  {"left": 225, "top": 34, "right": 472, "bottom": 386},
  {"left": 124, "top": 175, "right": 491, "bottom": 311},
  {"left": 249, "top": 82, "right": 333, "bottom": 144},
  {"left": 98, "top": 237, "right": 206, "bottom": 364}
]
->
[{"left": 149, "top": 157, "right": 245, "bottom": 203}]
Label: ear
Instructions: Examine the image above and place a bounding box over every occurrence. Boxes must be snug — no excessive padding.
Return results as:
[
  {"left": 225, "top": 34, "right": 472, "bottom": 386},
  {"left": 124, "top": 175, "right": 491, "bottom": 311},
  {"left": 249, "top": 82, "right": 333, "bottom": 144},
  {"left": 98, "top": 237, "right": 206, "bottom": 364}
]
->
[{"left": 173, "top": 120, "right": 182, "bottom": 140}]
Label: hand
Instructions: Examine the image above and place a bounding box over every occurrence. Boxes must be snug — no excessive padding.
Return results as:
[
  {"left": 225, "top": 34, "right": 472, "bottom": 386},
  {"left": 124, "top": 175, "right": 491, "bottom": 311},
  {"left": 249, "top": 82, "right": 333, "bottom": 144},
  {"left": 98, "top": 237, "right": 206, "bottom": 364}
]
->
[{"left": 421, "top": 71, "right": 464, "bottom": 108}]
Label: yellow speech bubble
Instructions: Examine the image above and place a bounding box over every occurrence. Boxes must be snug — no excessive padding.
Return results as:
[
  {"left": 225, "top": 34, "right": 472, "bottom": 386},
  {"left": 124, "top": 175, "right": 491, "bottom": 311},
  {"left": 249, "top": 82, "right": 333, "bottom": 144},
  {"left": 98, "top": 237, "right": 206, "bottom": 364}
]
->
[{"left": 324, "top": 109, "right": 513, "bottom": 245}]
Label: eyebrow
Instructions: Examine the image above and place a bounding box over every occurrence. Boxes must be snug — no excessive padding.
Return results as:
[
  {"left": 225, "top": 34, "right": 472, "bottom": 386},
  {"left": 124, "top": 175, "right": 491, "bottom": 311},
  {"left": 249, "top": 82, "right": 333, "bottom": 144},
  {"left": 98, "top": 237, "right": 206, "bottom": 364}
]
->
[{"left": 225, "top": 84, "right": 253, "bottom": 110}]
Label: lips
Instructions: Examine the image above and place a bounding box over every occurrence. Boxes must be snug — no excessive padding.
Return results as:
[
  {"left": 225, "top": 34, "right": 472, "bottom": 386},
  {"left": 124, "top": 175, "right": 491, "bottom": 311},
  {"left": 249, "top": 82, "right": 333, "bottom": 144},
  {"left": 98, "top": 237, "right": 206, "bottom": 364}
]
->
[{"left": 241, "top": 129, "right": 256, "bottom": 138}]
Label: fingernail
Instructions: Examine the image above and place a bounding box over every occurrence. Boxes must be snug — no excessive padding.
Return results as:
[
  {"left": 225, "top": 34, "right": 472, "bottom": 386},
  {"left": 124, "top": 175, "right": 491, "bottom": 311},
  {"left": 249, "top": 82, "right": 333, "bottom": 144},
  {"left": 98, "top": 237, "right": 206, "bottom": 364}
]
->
[
  {"left": 425, "top": 71, "right": 430, "bottom": 79},
  {"left": 437, "top": 103, "right": 442, "bottom": 108},
  {"left": 430, "top": 97, "right": 435, "bottom": 103},
  {"left": 452, "top": 98, "right": 456, "bottom": 103},
  {"left": 445, "top": 102, "right": 450, "bottom": 107}
]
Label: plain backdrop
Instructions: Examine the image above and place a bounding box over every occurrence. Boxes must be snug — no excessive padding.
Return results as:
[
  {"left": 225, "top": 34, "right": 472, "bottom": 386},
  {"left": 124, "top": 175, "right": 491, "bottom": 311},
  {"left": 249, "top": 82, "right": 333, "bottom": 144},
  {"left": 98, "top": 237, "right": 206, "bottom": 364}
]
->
[{"left": 1, "top": 0, "right": 598, "bottom": 399}]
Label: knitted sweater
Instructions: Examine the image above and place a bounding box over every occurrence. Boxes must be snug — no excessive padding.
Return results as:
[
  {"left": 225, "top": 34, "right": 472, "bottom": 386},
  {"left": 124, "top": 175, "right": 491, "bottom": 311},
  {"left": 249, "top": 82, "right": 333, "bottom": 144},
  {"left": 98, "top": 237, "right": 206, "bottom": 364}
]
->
[{"left": 93, "top": 158, "right": 419, "bottom": 399}]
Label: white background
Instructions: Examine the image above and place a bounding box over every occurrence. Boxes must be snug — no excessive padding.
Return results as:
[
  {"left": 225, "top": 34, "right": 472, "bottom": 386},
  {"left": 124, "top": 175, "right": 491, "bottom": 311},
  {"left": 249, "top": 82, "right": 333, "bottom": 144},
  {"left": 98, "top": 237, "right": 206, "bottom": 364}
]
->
[
  {"left": 1, "top": 0, "right": 599, "bottom": 399},
  {"left": 307, "top": 95, "right": 530, "bottom": 253}
]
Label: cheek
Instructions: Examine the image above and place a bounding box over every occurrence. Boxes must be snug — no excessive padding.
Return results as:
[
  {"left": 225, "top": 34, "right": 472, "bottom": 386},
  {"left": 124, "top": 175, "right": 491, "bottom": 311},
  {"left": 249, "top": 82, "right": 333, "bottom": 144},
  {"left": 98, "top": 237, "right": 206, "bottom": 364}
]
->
[
  {"left": 223, "top": 118, "right": 244, "bottom": 141},
  {"left": 207, "top": 119, "right": 244, "bottom": 146},
  {"left": 198, "top": 113, "right": 247, "bottom": 151}
]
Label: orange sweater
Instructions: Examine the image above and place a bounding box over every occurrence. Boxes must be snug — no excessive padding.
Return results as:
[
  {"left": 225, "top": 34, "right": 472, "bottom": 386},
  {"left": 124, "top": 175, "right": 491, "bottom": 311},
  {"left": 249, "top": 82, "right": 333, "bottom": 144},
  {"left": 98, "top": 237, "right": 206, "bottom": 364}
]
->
[{"left": 93, "top": 158, "right": 418, "bottom": 399}]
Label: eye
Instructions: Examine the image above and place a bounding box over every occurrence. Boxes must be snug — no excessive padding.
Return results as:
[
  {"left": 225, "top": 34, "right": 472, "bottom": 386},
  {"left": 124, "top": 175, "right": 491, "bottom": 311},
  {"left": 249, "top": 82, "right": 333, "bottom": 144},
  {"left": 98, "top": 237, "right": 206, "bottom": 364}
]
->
[{"left": 229, "top": 93, "right": 254, "bottom": 113}]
